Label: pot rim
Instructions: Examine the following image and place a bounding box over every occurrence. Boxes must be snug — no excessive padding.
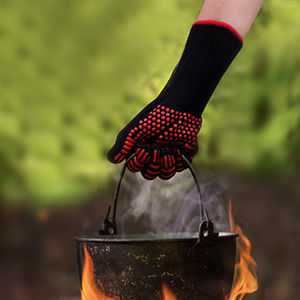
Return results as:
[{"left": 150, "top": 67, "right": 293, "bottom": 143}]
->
[{"left": 74, "top": 231, "right": 238, "bottom": 243}]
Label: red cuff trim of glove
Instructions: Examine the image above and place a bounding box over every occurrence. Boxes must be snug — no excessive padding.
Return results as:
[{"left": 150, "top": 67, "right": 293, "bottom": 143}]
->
[{"left": 193, "top": 20, "right": 243, "bottom": 43}]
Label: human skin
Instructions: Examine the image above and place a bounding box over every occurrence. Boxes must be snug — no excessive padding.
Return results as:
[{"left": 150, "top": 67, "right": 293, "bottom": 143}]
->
[{"left": 198, "top": 0, "right": 264, "bottom": 38}]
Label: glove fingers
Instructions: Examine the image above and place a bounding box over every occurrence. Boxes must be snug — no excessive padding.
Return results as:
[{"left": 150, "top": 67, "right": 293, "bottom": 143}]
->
[
  {"left": 107, "top": 100, "right": 162, "bottom": 164},
  {"left": 110, "top": 151, "right": 127, "bottom": 164},
  {"left": 159, "top": 149, "right": 176, "bottom": 180},
  {"left": 181, "top": 142, "right": 198, "bottom": 170},
  {"left": 168, "top": 142, "right": 185, "bottom": 172},
  {"left": 184, "top": 142, "right": 199, "bottom": 157},
  {"left": 168, "top": 142, "right": 198, "bottom": 172},
  {"left": 127, "top": 145, "right": 151, "bottom": 172},
  {"left": 107, "top": 127, "right": 139, "bottom": 163},
  {"left": 141, "top": 146, "right": 161, "bottom": 180}
]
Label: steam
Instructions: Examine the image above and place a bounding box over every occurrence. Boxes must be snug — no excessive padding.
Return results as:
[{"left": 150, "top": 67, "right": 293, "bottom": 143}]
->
[{"left": 119, "top": 170, "right": 231, "bottom": 234}]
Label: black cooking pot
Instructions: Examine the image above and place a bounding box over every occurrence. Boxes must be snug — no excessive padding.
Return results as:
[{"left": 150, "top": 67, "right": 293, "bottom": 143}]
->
[{"left": 75, "top": 156, "right": 238, "bottom": 300}]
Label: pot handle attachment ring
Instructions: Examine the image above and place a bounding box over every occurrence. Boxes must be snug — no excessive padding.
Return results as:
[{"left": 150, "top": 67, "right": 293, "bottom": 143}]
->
[{"left": 99, "top": 153, "right": 217, "bottom": 242}]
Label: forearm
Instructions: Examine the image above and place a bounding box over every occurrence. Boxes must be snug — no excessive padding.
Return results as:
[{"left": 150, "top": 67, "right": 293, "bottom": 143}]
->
[{"left": 198, "top": 0, "right": 264, "bottom": 38}]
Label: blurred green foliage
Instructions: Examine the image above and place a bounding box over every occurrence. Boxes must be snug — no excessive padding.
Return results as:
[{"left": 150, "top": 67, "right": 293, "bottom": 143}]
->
[{"left": 0, "top": 0, "right": 299, "bottom": 208}]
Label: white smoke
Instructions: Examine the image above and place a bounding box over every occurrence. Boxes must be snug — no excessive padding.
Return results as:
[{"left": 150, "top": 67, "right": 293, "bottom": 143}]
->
[{"left": 118, "top": 169, "right": 231, "bottom": 235}]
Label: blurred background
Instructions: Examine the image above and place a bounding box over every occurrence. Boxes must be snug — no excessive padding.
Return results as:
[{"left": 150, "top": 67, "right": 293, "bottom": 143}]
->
[{"left": 0, "top": 0, "right": 299, "bottom": 299}]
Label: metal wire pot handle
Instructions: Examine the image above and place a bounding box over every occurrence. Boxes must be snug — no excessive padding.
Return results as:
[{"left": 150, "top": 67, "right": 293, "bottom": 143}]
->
[{"left": 99, "top": 154, "right": 217, "bottom": 243}]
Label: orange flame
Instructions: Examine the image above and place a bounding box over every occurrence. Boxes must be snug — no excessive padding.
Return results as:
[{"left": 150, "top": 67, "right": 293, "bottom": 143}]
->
[
  {"left": 225, "top": 200, "right": 258, "bottom": 300},
  {"left": 80, "top": 200, "right": 258, "bottom": 300},
  {"left": 80, "top": 243, "right": 177, "bottom": 300},
  {"left": 80, "top": 244, "right": 177, "bottom": 300},
  {"left": 81, "top": 245, "right": 115, "bottom": 300},
  {"left": 162, "top": 282, "right": 178, "bottom": 300}
]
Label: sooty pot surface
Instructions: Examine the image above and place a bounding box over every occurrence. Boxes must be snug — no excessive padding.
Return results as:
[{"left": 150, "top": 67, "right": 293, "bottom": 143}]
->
[
  {"left": 75, "top": 156, "right": 238, "bottom": 300},
  {"left": 76, "top": 232, "right": 237, "bottom": 300}
]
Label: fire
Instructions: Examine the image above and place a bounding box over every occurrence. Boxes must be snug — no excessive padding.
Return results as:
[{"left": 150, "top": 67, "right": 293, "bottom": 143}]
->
[
  {"left": 225, "top": 200, "right": 258, "bottom": 300},
  {"left": 81, "top": 245, "right": 115, "bottom": 300},
  {"left": 80, "top": 243, "right": 177, "bottom": 300},
  {"left": 162, "top": 282, "right": 178, "bottom": 300},
  {"left": 80, "top": 242, "right": 177, "bottom": 300},
  {"left": 80, "top": 200, "right": 258, "bottom": 300}
]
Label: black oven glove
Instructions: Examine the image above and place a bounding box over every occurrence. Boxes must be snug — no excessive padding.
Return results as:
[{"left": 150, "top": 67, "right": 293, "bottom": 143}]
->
[{"left": 108, "top": 20, "right": 243, "bottom": 180}]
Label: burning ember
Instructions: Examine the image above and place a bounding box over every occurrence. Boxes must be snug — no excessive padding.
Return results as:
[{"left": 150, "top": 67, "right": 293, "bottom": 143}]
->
[{"left": 80, "top": 200, "right": 258, "bottom": 300}]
